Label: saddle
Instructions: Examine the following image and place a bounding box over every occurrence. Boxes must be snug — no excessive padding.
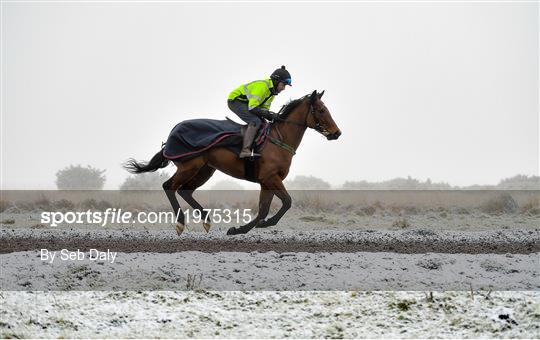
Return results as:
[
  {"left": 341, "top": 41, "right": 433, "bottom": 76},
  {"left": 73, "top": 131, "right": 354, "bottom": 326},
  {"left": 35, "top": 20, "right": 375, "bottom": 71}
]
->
[{"left": 228, "top": 117, "right": 272, "bottom": 155}]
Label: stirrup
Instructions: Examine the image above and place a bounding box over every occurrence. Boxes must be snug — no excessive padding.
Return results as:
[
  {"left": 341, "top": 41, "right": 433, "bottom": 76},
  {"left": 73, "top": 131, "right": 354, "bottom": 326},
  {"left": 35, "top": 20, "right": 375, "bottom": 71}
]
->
[{"left": 240, "top": 149, "right": 260, "bottom": 158}]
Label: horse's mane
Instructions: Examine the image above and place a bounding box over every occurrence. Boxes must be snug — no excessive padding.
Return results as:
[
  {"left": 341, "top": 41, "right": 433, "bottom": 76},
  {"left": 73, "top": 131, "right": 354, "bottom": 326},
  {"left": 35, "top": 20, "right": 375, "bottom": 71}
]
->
[{"left": 277, "top": 94, "right": 309, "bottom": 120}]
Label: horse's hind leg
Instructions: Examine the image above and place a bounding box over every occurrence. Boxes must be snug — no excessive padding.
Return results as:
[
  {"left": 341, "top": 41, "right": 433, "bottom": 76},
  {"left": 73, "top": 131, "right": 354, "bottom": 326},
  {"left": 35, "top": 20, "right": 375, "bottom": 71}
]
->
[
  {"left": 162, "top": 175, "right": 184, "bottom": 235},
  {"left": 227, "top": 184, "right": 274, "bottom": 235},
  {"left": 162, "top": 157, "right": 206, "bottom": 235},
  {"left": 177, "top": 164, "right": 216, "bottom": 233}
]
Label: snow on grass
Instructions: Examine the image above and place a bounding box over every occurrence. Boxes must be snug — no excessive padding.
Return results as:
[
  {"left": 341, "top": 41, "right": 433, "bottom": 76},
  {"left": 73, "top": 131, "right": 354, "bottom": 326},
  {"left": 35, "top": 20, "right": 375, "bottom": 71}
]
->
[
  {"left": 2, "top": 251, "right": 538, "bottom": 291},
  {"left": 1, "top": 291, "right": 539, "bottom": 338}
]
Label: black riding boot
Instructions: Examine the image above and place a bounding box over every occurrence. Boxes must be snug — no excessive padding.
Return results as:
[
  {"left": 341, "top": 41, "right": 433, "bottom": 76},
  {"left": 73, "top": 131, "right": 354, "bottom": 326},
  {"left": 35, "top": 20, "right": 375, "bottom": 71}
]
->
[{"left": 239, "top": 123, "right": 260, "bottom": 158}]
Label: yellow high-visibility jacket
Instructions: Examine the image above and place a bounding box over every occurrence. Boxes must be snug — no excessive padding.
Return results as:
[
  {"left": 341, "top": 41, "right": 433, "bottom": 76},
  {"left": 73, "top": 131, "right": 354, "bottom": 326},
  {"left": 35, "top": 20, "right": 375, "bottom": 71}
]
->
[{"left": 228, "top": 78, "right": 275, "bottom": 111}]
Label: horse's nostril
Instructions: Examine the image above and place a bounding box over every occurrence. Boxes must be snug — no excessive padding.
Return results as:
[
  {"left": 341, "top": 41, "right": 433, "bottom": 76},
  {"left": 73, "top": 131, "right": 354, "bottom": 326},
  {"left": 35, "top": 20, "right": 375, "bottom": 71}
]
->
[{"left": 331, "top": 130, "right": 341, "bottom": 140}]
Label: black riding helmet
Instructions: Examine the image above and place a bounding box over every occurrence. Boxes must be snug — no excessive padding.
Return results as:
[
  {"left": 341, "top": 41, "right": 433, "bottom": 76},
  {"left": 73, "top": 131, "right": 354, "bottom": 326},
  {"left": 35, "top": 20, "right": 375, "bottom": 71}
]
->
[{"left": 270, "top": 65, "right": 292, "bottom": 86}]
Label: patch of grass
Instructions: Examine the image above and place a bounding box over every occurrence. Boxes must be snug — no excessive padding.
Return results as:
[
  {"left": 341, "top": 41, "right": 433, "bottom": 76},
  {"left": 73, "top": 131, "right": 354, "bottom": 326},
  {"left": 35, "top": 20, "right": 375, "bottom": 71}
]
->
[
  {"left": 480, "top": 193, "right": 518, "bottom": 215},
  {"left": 325, "top": 323, "right": 345, "bottom": 339},
  {"left": 450, "top": 317, "right": 462, "bottom": 326},
  {"left": 33, "top": 197, "right": 52, "bottom": 210},
  {"left": 25, "top": 319, "right": 41, "bottom": 327},
  {"left": 109, "top": 316, "right": 128, "bottom": 326},
  {"left": 454, "top": 207, "right": 470, "bottom": 215},
  {"left": 396, "top": 301, "right": 411, "bottom": 311},
  {"left": 31, "top": 223, "right": 47, "bottom": 229},
  {"left": 414, "top": 229, "right": 437, "bottom": 237},
  {"left": 78, "top": 198, "right": 98, "bottom": 210},
  {"left": 0, "top": 200, "right": 12, "bottom": 213},
  {"left": 295, "top": 195, "right": 327, "bottom": 211},
  {"left": 186, "top": 273, "right": 203, "bottom": 290},
  {"left": 424, "top": 291, "right": 434, "bottom": 303},
  {"left": 372, "top": 201, "right": 385, "bottom": 210},
  {"left": 441, "top": 302, "right": 457, "bottom": 313},
  {"left": 391, "top": 206, "right": 420, "bottom": 215},
  {"left": 356, "top": 205, "right": 376, "bottom": 216},
  {"left": 299, "top": 215, "right": 328, "bottom": 223},
  {"left": 55, "top": 318, "right": 78, "bottom": 330},
  {"left": 520, "top": 197, "right": 540, "bottom": 215},
  {"left": 1, "top": 219, "right": 15, "bottom": 225},
  {"left": 417, "top": 258, "right": 442, "bottom": 270},
  {"left": 77, "top": 198, "right": 113, "bottom": 211},
  {"left": 11, "top": 201, "right": 33, "bottom": 212},
  {"left": 389, "top": 299, "right": 415, "bottom": 312},
  {"left": 480, "top": 259, "right": 504, "bottom": 272},
  {"left": 53, "top": 199, "right": 75, "bottom": 210},
  {"left": 392, "top": 218, "right": 410, "bottom": 228}
]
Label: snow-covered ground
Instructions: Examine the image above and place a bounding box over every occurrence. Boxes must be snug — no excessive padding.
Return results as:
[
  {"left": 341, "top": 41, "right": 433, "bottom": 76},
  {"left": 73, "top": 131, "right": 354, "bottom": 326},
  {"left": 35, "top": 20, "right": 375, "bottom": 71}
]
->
[
  {"left": 1, "top": 291, "right": 539, "bottom": 338},
  {"left": 2, "top": 196, "right": 538, "bottom": 338},
  {"left": 1, "top": 250, "right": 539, "bottom": 291}
]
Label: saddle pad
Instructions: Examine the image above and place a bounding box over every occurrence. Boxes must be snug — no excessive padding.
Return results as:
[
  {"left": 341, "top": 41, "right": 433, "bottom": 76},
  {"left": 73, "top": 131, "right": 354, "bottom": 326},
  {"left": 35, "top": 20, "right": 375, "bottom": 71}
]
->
[{"left": 163, "top": 118, "right": 270, "bottom": 161}]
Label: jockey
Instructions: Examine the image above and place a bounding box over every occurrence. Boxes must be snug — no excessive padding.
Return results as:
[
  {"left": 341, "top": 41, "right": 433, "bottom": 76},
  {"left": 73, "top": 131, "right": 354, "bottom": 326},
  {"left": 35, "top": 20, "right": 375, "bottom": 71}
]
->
[{"left": 228, "top": 65, "right": 292, "bottom": 158}]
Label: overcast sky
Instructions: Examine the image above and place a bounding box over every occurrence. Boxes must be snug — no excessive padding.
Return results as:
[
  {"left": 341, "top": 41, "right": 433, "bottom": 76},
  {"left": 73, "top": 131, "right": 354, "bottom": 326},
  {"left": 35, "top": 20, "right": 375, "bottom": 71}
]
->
[{"left": 1, "top": 1, "right": 538, "bottom": 189}]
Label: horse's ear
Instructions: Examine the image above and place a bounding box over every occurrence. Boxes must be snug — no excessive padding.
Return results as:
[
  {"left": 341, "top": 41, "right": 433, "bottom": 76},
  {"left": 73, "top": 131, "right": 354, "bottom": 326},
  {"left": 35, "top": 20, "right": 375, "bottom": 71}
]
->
[
  {"left": 318, "top": 90, "right": 325, "bottom": 99},
  {"left": 310, "top": 90, "right": 318, "bottom": 104}
]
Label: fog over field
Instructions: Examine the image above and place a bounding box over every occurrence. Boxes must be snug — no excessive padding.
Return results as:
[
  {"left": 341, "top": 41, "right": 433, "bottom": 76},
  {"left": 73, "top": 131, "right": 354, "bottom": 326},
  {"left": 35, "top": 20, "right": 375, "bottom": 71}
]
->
[{"left": 1, "top": 1, "right": 538, "bottom": 190}]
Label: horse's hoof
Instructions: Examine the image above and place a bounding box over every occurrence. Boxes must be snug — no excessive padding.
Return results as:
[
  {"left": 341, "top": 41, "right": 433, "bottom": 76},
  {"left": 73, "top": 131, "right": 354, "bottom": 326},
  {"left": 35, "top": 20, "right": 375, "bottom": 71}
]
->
[
  {"left": 255, "top": 220, "right": 268, "bottom": 228},
  {"left": 226, "top": 227, "right": 237, "bottom": 235},
  {"left": 176, "top": 223, "right": 185, "bottom": 235},
  {"left": 203, "top": 221, "right": 211, "bottom": 233}
]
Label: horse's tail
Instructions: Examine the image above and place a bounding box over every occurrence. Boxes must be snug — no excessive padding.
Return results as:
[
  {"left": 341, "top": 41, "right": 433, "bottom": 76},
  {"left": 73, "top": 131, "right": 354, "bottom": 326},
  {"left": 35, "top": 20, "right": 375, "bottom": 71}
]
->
[{"left": 123, "top": 148, "right": 170, "bottom": 174}]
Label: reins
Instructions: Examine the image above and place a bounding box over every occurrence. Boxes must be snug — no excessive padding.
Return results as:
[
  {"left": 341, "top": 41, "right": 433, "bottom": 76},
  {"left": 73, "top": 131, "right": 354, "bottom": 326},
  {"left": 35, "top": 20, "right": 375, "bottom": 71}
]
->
[{"left": 268, "top": 100, "right": 316, "bottom": 156}]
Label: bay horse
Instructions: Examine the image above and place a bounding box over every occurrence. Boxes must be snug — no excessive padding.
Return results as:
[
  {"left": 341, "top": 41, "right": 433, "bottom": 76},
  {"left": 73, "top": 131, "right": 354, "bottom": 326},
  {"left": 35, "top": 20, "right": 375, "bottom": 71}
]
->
[{"left": 124, "top": 90, "right": 341, "bottom": 235}]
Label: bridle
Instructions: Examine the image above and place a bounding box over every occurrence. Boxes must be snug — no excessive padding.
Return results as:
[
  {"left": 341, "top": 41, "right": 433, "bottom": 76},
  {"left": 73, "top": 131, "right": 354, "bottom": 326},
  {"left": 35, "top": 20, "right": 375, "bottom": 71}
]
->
[
  {"left": 268, "top": 100, "right": 331, "bottom": 156},
  {"left": 274, "top": 100, "right": 330, "bottom": 136}
]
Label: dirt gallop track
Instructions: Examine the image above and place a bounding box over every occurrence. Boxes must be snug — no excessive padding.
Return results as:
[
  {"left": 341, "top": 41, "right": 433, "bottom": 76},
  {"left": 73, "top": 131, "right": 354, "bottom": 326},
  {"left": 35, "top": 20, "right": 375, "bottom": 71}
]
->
[{"left": 1, "top": 229, "right": 538, "bottom": 254}]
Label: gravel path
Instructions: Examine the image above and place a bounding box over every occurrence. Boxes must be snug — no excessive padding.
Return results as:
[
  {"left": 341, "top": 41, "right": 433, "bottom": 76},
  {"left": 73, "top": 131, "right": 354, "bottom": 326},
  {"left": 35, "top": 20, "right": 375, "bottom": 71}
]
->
[{"left": 2, "top": 228, "right": 539, "bottom": 254}]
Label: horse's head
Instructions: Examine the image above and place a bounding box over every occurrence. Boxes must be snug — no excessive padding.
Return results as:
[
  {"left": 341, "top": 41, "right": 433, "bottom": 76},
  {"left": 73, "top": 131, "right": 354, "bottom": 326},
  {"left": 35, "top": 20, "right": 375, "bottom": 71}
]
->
[{"left": 305, "top": 90, "right": 341, "bottom": 140}]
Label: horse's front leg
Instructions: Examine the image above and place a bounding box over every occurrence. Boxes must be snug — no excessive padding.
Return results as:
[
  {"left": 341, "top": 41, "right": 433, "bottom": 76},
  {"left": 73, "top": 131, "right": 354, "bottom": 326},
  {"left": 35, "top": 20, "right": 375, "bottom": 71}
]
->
[
  {"left": 256, "top": 178, "right": 291, "bottom": 228},
  {"left": 227, "top": 186, "right": 273, "bottom": 235}
]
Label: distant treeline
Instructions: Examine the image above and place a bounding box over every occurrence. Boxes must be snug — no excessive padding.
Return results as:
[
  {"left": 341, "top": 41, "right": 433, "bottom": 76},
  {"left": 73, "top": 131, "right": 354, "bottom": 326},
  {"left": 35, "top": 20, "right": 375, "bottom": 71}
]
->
[
  {"left": 288, "top": 174, "right": 539, "bottom": 190},
  {"left": 341, "top": 174, "right": 540, "bottom": 190},
  {"left": 53, "top": 165, "right": 539, "bottom": 190}
]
